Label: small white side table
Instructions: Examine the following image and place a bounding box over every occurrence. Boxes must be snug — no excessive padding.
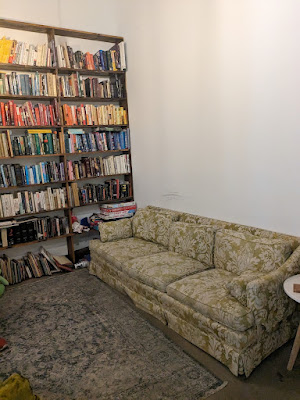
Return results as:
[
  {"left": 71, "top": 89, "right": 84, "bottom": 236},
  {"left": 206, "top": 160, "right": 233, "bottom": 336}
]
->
[{"left": 283, "top": 274, "right": 300, "bottom": 371}]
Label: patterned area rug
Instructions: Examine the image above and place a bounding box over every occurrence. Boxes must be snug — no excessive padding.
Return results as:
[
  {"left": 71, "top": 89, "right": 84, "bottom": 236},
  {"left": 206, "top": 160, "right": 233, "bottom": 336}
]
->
[{"left": 0, "top": 270, "right": 226, "bottom": 399}]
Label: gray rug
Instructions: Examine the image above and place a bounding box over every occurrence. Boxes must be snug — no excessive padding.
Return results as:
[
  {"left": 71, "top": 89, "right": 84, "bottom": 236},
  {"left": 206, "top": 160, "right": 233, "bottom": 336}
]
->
[{"left": 0, "top": 269, "right": 226, "bottom": 399}]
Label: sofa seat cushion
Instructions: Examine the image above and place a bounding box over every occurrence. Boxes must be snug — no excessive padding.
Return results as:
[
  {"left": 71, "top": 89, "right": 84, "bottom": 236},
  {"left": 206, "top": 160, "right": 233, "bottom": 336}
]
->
[
  {"left": 166, "top": 269, "right": 255, "bottom": 331},
  {"left": 122, "top": 251, "right": 210, "bottom": 293},
  {"left": 89, "top": 238, "right": 167, "bottom": 271},
  {"left": 132, "top": 209, "right": 177, "bottom": 247},
  {"left": 214, "top": 229, "right": 293, "bottom": 275},
  {"left": 168, "top": 222, "right": 215, "bottom": 267}
]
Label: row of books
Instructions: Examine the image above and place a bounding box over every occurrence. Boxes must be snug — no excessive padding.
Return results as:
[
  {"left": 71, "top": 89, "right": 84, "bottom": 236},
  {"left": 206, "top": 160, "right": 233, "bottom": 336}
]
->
[
  {"left": 98, "top": 201, "right": 136, "bottom": 221},
  {"left": 69, "top": 180, "right": 131, "bottom": 207},
  {"left": 56, "top": 42, "right": 126, "bottom": 71},
  {"left": 11, "top": 130, "right": 61, "bottom": 156},
  {"left": 0, "top": 161, "right": 65, "bottom": 188},
  {"left": 0, "top": 215, "right": 69, "bottom": 248},
  {"left": 0, "top": 100, "right": 59, "bottom": 126},
  {"left": 0, "top": 248, "right": 59, "bottom": 284},
  {"left": 0, "top": 72, "right": 57, "bottom": 96},
  {"left": 64, "top": 129, "right": 129, "bottom": 153},
  {"left": 62, "top": 104, "right": 128, "bottom": 126},
  {"left": 67, "top": 154, "right": 130, "bottom": 180},
  {"left": 58, "top": 74, "right": 124, "bottom": 98},
  {"left": 0, "top": 37, "right": 55, "bottom": 67},
  {"left": 0, "top": 187, "right": 68, "bottom": 218},
  {"left": 0, "top": 247, "right": 73, "bottom": 285}
]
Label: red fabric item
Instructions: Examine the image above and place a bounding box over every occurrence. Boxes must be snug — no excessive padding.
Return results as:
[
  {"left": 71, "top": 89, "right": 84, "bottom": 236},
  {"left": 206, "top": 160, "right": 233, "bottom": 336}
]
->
[{"left": 0, "top": 337, "right": 8, "bottom": 351}]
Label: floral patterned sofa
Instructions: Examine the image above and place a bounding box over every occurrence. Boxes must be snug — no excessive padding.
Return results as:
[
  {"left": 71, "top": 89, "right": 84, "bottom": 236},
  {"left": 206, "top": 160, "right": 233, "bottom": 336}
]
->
[{"left": 89, "top": 206, "right": 300, "bottom": 377}]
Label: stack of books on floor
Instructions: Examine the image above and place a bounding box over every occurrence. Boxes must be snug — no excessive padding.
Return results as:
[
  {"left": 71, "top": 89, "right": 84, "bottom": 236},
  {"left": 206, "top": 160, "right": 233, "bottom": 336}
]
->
[
  {"left": 0, "top": 247, "right": 73, "bottom": 285},
  {"left": 0, "top": 215, "right": 69, "bottom": 248},
  {"left": 0, "top": 161, "right": 65, "bottom": 188},
  {"left": 0, "top": 99, "right": 60, "bottom": 126},
  {"left": 59, "top": 74, "right": 124, "bottom": 98},
  {"left": 64, "top": 129, "right": 130, "bottom": 153},
  {"left": 0, "top": 187, "right": 68, "bottom": 217},
  {"left": 98, "top": 201, "right": 136, "bottom": 220},
  {"left": 11, "top": 129, "right": 61, "bottom": 156},
  {"left": 61, "top": 104, "right": 128, "bottom": 126},
  {"left": 56, "top": 41, "right": 126, "bottom": 71},
  {"left": 69, "top": 179, "right": 131, "bottom": 206},
  {"left": 0, "top": 37, "right": 55, "bottom": 67},
  {"left": 0, "top": 72, "right": 57, "bottom": 96}
]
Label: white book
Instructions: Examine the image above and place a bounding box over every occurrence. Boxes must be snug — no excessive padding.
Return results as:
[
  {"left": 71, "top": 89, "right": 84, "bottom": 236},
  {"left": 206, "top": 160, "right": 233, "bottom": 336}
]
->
[{"left": 119, "top": 42, "right": 126, "bottom": 70}]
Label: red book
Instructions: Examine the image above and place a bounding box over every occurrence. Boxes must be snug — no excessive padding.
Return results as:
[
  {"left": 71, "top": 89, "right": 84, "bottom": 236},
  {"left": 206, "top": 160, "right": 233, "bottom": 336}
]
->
[
  {"left": 8, "top": 101, "right": 14, "bottom": 126},
  {"left": 35, "top": 107, "right": 41, "bottom": 125},
  {"left": 13, "top": 104, "right": 18, "bottom": 127},
  {"left": 49, "top": 105, "right": 54, "bottom": 126},
  {"left": 0, "top": 103, "right": 6, "bottom": 126}
]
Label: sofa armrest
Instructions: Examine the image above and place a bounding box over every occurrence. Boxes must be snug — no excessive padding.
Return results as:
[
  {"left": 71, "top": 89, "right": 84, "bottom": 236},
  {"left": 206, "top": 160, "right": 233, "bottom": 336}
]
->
[
  {"left": 246, "top": 245, "right": 300, "bottom": 332},
  {"left": 99, "top": 218, "right": 133, "bottom": 242}
]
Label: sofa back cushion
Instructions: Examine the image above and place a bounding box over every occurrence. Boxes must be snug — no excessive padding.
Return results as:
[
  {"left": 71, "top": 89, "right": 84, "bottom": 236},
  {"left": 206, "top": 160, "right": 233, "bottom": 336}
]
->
[
  {"left": 214, "top": 229, "right": 293, "bottom": 275},
  {"left": 169, "top": 222, "right": 215, "bottom": 267},
  {"left": 132, "top": 209, "right": 176, "bottom": 247}
]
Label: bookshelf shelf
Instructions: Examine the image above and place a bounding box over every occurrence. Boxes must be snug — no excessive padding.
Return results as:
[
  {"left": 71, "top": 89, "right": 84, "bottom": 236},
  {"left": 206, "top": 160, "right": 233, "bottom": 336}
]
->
[
  {"left": 66, "top": 149, "right": 130, "bottom": 156},
  {"left": 0, "top": 207, "right": 69, "bottom": 221},
  {"left": 63, "top": 124, "right": 128, "bottom": 129},
  {"left": 69, "top": 173, "right": 131, "bottom": 183},
  {"left": 0, "top": 95, "right": 56, "bottom": 101},
  {"left": 59, "top": 97, "right": 126, "bottom": 102},
  {"left": 0, "top": 233, "right": 74, "bottom": 251},
  {"left": 0, "top": 63, "right": 56, "bottom": 73},
  {"left": 0, "top": 125, "right": 60, "bottom": 129},
  {"left": 70, "top": 196, "right": 133, "bottom": 209},
  {"left": 8, "top": 153, "right": 64, "bottom": 159},
  {"left": 0, "top": 18, "right": 134, "bottom": 265},
  {"left": 58, "top": 67, "right": 125, "bottom": 76},
  {"left": 0, "top": 181, "right": 67, "bottom": 190}
]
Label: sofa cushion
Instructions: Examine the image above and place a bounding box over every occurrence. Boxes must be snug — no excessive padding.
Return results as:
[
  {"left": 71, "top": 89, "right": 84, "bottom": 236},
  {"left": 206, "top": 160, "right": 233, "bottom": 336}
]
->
[
  {"left": 122, "top": 251, "right": 210, "bottom": 292},
  {"left": 132, "top": 209, "right": 176, "bottom": 247},
  {"left": 89, "top": 238, "right": 167, "bottom": 271},
  {"left": 214, "top": 229, "right": 292, "bottom": 275},
  {"left": 166, "top": 269, "right": 255, "bottom": 331},
  {"left": 169, "top": 222, "right": 215, "bottom": 267},
  {"left": 99, "top": 218, "right": 133, "bottom": 242}
]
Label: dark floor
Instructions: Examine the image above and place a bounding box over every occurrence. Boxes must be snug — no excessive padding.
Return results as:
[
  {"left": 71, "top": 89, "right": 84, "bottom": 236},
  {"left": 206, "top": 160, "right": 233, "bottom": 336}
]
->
[
  {"left": 3, "top": 270, "right": 300, "bottom": 400},
  {"left": 108, "top": 280, "right": 300, "bottom": 400},
  {"left": 137, "top": 303, "right": 300, "bottom": 400}
]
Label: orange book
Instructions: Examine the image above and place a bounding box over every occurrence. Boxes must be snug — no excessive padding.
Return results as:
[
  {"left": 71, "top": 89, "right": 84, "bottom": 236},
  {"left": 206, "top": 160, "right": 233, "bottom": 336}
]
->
[{"left": 0, "top": 103, "right": 6, "bottom": 126}]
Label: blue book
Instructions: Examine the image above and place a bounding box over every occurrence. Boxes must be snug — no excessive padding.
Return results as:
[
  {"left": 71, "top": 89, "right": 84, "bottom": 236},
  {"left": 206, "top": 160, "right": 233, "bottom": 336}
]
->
[
  {"left": 0, "top": 165, "right": 6, "bottom": 187},
  {"left": 24, "top": 165, "right": 29, "bottom": 185},
  {"left": 32, "top": 166, "right": 37, "bottom": 184}
]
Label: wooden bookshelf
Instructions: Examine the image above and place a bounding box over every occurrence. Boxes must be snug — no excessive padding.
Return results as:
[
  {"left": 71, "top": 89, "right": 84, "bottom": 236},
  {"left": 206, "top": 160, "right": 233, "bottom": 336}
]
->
[{"left": 0, "top": 19, "right": 134, "bottom": 264}]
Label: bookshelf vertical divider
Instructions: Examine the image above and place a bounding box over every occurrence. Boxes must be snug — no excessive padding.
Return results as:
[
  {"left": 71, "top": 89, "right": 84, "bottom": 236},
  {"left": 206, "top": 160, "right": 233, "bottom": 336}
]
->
[{"left": 0, "top": 18, "right": 134, "bottom": 264}]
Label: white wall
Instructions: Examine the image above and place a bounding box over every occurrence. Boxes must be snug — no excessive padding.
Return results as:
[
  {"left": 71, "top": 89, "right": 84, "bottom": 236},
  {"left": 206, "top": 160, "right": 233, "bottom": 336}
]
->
[
  {"left": 0, "top": 0, "right": 300, "bottom": 242},
  {"left": 119, "top": 0, "right": 300, "bottom": 235}
]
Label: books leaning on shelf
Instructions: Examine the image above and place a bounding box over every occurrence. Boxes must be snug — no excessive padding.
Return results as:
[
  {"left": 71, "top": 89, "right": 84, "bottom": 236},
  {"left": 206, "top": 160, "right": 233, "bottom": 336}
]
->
[
  {"left": 0, "top": 247, "right": 72, "bottom": 285},
  {"left": 0, "top": 130, "right": 13, "bottom": 157},
  {"left": 59, "top": 73, "right": 124, "bottom": 98},
  {"left": 0, "top": 72, "right": 57, "bottom": 96},
  {"left": 64, "top": 129, "right": 130, "bottom": 153},
  {"left": 0, "top": 37, "right": 55, "bottom": 67},
  {"left": 0, "top": 161, "right": 65, "bottom": 188},
  {"left": 99, "top": 201, "right": 136, "bottom": 220},
  {"left": 62, "top": 104, "right": 127, "bottom": 126},
  {"left": 0, "top": 215, "right": 69, "bottom": 248},
  {"left": 11, "top": 129, "right": 61, "bottom": 156},
  {"left": 69, "top": 179, "right": 131, "bottom": 207},
  {"left": 67, "top": 154, "right": 130, "bottom": 180},
  {"left": 56, "top": 41, "right": 126, "bottom": 71},
  {"left": 0, "top": 99, "right": 60, "bottom": 126},
  {"left": 0, "top": 187, "right": 68, "bottom": 218}
]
